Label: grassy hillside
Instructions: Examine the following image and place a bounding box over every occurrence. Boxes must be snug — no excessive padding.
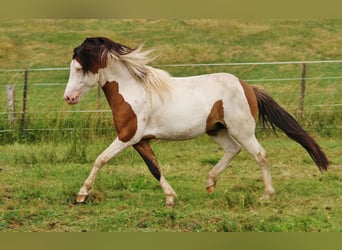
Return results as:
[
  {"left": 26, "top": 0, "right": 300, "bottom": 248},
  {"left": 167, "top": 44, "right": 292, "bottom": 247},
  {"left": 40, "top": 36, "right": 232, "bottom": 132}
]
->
[
  {"left": 1, "top": 19, "right": 342, "bottom": 68},
  {"left": 1, "top": 19, "right": 342, "bottom": 89}
]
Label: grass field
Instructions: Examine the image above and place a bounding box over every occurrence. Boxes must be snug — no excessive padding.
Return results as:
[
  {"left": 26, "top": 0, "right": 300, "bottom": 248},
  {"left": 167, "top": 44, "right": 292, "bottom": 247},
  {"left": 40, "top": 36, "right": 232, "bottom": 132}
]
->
[
  {"left": 0, "top": 19, "right": 341, "bottom": 231},
  {"left": 0, "top": 135, "right": 341, "bottom": 232}
]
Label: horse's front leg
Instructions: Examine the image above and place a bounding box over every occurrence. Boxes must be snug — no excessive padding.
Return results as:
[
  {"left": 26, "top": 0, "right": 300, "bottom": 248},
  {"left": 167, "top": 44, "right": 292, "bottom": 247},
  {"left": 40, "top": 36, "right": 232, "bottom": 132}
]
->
[
  {"left": 133, "top": 140, "right": 177, "bottom": 207},
  {"left": 76, "top": 138, "right": 131, "bottom": 203}
]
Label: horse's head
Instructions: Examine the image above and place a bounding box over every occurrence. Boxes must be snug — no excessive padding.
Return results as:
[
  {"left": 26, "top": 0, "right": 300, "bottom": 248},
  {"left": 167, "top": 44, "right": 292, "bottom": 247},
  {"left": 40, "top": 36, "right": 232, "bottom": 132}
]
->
[
  {"left": 64, "top": 37, "right": 149, "bottom": 104},
  {"left": 63, "top": 61, "right": 98, "bottom": 105},
  {"left": 64, "top": 37, "right": 121, "bottom": 105}
]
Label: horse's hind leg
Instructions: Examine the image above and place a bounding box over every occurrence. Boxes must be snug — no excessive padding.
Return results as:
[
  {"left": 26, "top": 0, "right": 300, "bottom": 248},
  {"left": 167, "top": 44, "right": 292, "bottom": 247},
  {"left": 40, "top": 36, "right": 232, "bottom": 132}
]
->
[
  {"left": 207, "top": 130, "right": 241, "bottom": 193},
  {"left": 133, "top": 140, "right": 177, "bottom": 207},
  {"left": 234, "top": 133, "right": 275, "bottom": 199}
]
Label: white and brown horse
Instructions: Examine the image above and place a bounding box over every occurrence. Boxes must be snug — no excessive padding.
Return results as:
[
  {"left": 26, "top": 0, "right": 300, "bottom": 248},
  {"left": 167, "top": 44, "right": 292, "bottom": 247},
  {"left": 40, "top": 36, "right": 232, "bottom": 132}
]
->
[{"left": 64, "top": 37, "right": 328, "bottom": 207}]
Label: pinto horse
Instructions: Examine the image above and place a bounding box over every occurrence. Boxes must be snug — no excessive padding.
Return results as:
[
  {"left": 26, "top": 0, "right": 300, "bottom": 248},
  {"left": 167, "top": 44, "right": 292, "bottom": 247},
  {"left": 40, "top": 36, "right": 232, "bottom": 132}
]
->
[{"left": 64, "top": 37, "right": 329, "bottom": 207}]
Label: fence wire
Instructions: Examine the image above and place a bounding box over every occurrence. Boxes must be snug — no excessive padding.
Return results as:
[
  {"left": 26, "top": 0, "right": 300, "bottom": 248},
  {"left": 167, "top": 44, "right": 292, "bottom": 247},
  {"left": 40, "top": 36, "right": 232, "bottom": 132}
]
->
[{"left": 0, "top": 60, "right": 341, "bottom": 142}]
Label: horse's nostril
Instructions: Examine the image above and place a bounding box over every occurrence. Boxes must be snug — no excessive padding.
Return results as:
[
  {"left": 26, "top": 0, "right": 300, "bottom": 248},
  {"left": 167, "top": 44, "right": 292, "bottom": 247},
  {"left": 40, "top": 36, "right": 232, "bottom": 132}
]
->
[
  {"left": 64, "top": 95, "right": 79, "bottom": 104},
  {"left": 64, "top": 95, "right": 73, "bottom": 103}
]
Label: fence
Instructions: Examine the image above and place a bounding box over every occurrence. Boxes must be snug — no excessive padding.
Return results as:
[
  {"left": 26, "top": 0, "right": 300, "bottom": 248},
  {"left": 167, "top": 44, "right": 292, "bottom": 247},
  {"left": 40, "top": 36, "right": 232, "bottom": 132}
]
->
[{"left": 0, "top": 60, "right": 341, "bottom": 143}]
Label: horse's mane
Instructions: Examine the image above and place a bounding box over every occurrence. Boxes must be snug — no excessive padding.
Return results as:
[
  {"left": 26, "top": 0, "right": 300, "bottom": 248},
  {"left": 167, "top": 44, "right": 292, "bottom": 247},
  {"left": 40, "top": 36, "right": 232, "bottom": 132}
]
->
[{"left": 73, "top": 37, "right": 170, "bottom": 95}]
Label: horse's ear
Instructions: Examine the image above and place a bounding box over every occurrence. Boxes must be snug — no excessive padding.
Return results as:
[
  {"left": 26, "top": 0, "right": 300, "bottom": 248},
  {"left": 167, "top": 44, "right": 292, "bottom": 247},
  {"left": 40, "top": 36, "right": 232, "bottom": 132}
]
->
[
  {"left": 82, "top": 37, "right": 101, "bottom": 47},
  {"left": 72, "top": 45, "right": 81, "bottom": 59},
  {"left": 98, "top": 37, "right": 107, "bottom": 44},
  {"left": 84, "top": 37, "right": 93, "bottom": 44}
]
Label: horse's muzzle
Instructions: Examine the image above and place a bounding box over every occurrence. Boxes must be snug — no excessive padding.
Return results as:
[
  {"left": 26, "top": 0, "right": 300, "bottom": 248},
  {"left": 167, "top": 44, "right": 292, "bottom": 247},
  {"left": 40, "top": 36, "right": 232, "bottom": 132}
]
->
[{"left": 64, "top": 94, "right": 80, "bottom": 105}]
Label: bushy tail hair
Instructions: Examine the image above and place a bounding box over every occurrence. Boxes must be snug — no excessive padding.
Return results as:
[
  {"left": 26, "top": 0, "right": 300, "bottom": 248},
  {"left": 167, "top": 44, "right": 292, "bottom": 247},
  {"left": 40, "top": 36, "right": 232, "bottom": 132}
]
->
[{"left": 253, "top": 86, "right": 329, "bottom": 172}]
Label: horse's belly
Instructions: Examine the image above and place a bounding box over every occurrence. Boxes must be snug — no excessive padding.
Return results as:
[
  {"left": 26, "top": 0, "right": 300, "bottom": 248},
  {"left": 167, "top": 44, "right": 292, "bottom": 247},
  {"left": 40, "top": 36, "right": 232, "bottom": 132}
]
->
[
  {"left": 147, "top": 115, "right": 206, "bottom": 140},
  {"left": 156, "top": 127, "right": 204, "bottom": 140}
]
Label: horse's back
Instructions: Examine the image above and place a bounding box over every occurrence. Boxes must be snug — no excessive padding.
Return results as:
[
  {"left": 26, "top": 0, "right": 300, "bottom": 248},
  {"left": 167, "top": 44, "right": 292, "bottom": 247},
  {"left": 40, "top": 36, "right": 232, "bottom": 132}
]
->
[{"left": 143, "top": 73, "right": 254, "bottom": 140}]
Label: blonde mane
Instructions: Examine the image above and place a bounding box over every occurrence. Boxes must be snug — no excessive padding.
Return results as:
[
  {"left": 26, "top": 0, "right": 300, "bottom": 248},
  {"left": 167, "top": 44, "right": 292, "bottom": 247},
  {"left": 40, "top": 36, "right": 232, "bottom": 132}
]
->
[
  {"left": 116, "top": 45, "right": 171, "bottom": 96},
  {"left": 74, "top": 37, "right": 171, "bottom": 97}
]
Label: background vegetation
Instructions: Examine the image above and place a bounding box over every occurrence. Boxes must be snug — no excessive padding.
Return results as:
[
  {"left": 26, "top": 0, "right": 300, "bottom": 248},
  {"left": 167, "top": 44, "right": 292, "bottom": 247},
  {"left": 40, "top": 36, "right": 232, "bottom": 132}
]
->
[{"left": 0, "top": 19, "right": 341, "bottom": 231}]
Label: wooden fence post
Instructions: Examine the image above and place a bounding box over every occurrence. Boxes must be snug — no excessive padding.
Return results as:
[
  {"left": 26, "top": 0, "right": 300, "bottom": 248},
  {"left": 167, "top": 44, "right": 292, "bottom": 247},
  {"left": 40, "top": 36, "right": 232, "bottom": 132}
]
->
[
  {"left": 20, "top": 69, "right": 29, "bottom": 131},
  {"left": 299, "top": 63, "right": 307, "bottom": 120},
  {"left": 6, "top": 85, "right": 15, "bottom": 130}
]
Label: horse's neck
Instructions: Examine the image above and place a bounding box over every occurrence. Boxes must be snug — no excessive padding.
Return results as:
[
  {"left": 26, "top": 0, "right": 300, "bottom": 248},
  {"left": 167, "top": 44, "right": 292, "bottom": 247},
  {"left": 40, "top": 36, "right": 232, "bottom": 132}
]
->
[
  {"left": 100, "top": 61, "right": 149, "bottom": 107},
  {"left": 99, "top": 60, "right": 138, "bottom": 88},
  {"left": 99, "top": 60, "right": 170, "bottom": 104}
]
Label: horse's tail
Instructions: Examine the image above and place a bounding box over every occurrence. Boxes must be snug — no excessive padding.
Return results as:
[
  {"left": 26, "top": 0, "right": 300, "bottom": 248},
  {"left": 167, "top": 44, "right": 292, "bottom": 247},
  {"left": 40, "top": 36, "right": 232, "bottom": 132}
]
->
[{"left": 252, "top": 85, "right": 329, "bottom": 172}]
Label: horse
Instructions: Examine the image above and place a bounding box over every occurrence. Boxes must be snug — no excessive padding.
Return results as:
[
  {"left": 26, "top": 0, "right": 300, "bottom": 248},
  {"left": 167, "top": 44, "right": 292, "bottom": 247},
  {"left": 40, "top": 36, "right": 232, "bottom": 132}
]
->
[{"left": 64, "top": 37, "right": 329, "bottom": 207}]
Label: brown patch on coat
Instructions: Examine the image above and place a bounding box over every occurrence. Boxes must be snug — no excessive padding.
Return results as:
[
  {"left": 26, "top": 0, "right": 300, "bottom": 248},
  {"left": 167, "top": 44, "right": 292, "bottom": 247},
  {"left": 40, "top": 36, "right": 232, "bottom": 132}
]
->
[
  {"left": 239, "top": 80, "right": 258, "bottom": 121},
  {"left": 102, "top": 81, "right": 137, "bottom": 142},
  {"left": 206, "top": 100, "right": 227, "bottom": 136},
  {"left": 141, "top": 134, "right": 156, "bottom": 140},
  {"left": 133, "top": 140, "right": 161, "bottom": 180}
]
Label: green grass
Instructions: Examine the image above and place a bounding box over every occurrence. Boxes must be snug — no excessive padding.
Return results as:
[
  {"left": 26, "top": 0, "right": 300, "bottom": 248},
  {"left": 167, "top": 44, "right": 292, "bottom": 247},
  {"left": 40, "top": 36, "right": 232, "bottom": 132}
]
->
[
  {"left": 0, "top": 19, "right": 341, "bottom": 231},
  {"left": 1, "top": 19, "right": 342, "bottom": 68},
  {"left": 0, "top": 135, "right": 341, "bottom": 232}
]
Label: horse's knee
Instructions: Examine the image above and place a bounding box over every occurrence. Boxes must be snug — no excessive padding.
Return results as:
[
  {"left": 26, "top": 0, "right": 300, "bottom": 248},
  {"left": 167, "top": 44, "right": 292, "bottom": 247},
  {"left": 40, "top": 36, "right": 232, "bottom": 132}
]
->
[
  {"left": 94, "top": 156, "right": 107, "bottom": 168},
  {"left": 256, "top": 151, "right": 268, "bottom": 166}
]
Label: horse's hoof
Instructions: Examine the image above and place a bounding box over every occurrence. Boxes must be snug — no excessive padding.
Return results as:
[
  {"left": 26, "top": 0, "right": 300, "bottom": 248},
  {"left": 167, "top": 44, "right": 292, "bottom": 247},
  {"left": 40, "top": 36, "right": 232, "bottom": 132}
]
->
[
  {"left": 165, "top": 202, "right": 175, "bottom": 208},
  {"left": 259, "top": 192, "right": 274, "bottom": 201},
  {"left": 76, "top": 194, "right": 89, "bottom": 203},
  {"left": 207, "top": 185, "right": 215, "bottom": 194},
  {"left": 165, "top": 196, "right": 175, "bottom": 208}
]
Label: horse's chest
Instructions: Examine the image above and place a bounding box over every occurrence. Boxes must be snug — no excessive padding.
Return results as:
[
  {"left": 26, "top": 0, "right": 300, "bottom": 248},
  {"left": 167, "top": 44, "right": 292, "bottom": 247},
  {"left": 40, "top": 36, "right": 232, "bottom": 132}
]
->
[{"left": 102, "top": 81, "right": 138, "bottom": 142}]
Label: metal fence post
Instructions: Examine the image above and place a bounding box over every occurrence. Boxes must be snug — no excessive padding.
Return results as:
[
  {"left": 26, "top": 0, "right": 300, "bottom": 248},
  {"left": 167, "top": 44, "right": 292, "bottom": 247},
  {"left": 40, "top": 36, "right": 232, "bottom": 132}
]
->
[
  {"left": 20, "top": 69, "right": 29, "bottom": 131},
  {"left": 299, "top": 63, "right": 307, "bottom": 120},
  {"left": 6, "top": 84, "right": 15, "bottom": 130}
]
